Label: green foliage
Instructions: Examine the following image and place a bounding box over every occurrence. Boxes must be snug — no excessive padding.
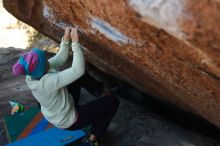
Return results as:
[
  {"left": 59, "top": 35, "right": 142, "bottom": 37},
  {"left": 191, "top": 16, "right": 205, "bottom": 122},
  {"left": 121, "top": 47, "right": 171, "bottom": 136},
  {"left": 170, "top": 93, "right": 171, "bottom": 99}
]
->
[
  {"left": 26, "top": 29, "right": 58, "bottom": 51},
  {"left": 27, "top": 29, "right": 44, "bottom": 48},
  {"left": 6, "top": 20, "right": 29, "bottom": 29},
  {"left": 6, "top": 20, "right": 58, "bottom": 50}
]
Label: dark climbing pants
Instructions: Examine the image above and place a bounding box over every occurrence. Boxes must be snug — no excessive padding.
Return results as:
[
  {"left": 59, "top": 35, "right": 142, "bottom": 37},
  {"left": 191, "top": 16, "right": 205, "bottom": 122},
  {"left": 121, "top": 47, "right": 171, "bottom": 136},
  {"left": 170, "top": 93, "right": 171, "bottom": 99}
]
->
[{"left": 66, "top": 73, "right": 120, "bottom": 139}]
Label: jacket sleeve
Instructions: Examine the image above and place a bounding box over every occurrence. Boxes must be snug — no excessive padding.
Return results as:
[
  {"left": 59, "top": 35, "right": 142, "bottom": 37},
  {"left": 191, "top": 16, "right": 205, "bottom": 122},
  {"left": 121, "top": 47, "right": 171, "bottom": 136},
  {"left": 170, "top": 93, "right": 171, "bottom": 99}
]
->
[
  {"left": 43, "top": 43, "right": 85, "bottom": 91},
  {"left": 48, "top": 37, "right": 70, "bottom": 69}
]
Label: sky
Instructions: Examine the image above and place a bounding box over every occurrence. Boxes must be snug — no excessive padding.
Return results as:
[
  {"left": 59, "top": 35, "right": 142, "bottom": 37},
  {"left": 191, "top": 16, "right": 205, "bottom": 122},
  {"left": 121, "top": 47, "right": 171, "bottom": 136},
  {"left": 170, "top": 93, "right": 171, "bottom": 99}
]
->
[{"left": 0, "top": 0, "right": 29, "bottom": 49}]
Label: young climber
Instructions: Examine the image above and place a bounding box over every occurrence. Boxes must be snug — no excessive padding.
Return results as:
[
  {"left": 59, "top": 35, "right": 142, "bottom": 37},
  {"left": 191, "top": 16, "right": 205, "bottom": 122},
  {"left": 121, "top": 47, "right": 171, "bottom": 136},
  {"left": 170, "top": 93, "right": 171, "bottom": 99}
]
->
[{"left": 12, "top": 27, "right": 119, "bottom": 145}]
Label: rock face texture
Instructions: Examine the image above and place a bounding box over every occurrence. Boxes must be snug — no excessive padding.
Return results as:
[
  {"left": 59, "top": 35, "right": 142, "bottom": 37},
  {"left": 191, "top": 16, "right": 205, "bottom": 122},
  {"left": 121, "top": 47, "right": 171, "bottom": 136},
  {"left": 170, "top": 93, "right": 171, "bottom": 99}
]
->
[{"left": 3, "top": 0, "right": 220, "bottom": 128}]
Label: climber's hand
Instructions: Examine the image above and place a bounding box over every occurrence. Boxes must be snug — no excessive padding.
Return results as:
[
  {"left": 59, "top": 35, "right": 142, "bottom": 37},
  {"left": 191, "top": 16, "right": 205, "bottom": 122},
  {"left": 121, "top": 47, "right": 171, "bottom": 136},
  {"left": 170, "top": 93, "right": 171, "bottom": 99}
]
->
[
  {"left": 63, "top": 27, "right": 71, "bottom": 42},
  {"left": 71, "top": 27, "right": 79, "bottom": 43}
]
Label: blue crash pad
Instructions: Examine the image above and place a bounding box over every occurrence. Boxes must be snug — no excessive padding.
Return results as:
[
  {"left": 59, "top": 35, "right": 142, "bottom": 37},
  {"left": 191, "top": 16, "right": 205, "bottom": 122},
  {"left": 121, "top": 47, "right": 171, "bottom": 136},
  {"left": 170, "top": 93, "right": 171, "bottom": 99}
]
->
[{"left": 6, "top": 128, "right": 86, "bottom": 146}]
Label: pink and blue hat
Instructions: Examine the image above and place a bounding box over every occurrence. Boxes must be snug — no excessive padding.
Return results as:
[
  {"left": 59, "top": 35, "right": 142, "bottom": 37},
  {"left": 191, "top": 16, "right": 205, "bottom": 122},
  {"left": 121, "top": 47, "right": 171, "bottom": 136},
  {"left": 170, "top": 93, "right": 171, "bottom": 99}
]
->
[{"left": 12, "top": 48, "right": 46, "bottom": 79}]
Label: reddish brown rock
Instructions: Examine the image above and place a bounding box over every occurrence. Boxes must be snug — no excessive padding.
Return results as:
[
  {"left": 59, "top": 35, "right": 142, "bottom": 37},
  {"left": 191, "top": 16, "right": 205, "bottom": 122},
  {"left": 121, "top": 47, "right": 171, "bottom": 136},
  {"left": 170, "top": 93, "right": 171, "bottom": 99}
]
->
[{"left": 3, "top": 0, "right": 220, "bottom": 128}]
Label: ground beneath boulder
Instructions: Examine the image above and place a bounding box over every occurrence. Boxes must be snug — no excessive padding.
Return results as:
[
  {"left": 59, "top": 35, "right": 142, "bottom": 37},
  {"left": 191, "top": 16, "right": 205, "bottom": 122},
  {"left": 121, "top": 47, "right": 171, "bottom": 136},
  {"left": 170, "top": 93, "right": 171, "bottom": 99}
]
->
[{"left": 0, "top": 47, "right": 220, "bottom": 146}]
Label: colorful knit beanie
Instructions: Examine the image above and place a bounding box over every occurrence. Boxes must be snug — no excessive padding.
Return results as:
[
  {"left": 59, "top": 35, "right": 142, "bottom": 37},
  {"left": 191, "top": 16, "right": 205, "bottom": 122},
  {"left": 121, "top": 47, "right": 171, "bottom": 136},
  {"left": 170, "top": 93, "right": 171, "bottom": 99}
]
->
[{"left": 12, "top": 48, "right": 46, "bottom": 79}]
